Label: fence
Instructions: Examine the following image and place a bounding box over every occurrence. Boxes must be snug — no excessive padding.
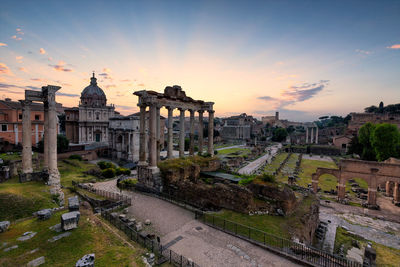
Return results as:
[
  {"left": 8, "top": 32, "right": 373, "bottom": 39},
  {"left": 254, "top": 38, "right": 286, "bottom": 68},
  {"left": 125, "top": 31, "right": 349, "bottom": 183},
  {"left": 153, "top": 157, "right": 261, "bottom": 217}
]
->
[
  {"left": 73, "top": 181, "right": 131, "bottom": 206},
  {"left": 102, "top": 207, "right": 200, "bottom": 267},
  {"left": 196, "top": 212, "right": 362, "bottom": 267}
]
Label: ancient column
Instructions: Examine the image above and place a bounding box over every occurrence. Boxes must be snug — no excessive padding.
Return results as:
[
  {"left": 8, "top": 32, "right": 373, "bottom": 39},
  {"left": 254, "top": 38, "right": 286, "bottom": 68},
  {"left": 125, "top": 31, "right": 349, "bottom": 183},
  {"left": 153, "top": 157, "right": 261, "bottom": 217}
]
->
[
  {"left": 167, "top": 107, "right": 174, "bottom": 159},
  {"left": 43, "top": 102, "right": 49, "bottom": 169},
  {"left": 337, "top": 181, "right": 346, "bottom": 201},
  {"left": 207, "top": 110, "right": 214, "bottom": 155},
  {"left": 310, "top": 127, "right": 314, "bottom": 144},
  {"left": 128, "top": 133, "right": 132, "bottom": 160},
  {"left": 20, "top": 100, "right": 33, "bottom": 174},
  {"left": 179, "top": 108, "right": 185, "bottom": 157},
  {"left": 189, "top": 109, "right": 195, "bottom": 156},
  {"left": 316, "top": 127, "right": 319, "bottom": 144},
  {"left": 138, "top": 104, "right": 147, "bottom": 166},
  {"left": 156, "top": 105, "right": 161, "bottom": 163},
  {"left": 305, "top": 127, "right": 309, "bottom": 143},
  {"left": 198, "top": 110, "right": 204, "bottom": 154},
  {"left": 149, "top": 103, "right": 157, "bottom": 168},
  {"left": 367, "top": 187, "right": 377, "bottom": 206},
  {"left": 43, "top": 85, "right": 64, "bottom": 205},
  {"left": 393, "top": 183, "right": 400, "bottom": 203}
]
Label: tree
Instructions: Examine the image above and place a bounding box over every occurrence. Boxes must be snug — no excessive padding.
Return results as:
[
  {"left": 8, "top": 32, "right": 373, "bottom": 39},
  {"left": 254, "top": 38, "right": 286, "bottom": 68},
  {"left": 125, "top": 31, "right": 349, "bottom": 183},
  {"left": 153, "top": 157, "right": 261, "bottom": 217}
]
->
[
  {"left": 371, "top": 123, "right": 400, "bottom": 161},
  {"left": 358, "top": 122, "right": 376, "bottom": 160},
  {"left": 378, "top": 101, "right": 384, "bottom": 113},
  {"left": 271, "top": 127, "right": 288, "bottom": 142},
  {"left": 57, "top": 134, "right": 69, "bottom": 153},
  {"left": 347, "top": 136, "right": 363, "bottom": 156}
]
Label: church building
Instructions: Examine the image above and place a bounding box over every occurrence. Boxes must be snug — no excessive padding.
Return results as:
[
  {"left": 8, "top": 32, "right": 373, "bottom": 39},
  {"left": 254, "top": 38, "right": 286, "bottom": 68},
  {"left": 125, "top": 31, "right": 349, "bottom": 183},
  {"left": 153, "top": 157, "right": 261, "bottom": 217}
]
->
[{"left": 65, "top": 73, "right": 116, "bottom": 144}]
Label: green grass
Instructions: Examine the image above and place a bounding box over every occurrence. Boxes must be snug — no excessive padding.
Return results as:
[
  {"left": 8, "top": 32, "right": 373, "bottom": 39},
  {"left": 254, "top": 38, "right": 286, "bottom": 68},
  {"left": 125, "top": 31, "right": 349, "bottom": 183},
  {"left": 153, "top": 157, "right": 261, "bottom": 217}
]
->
[
  {"left": 58, "top": 159, "right": 98, "bottom": 187},
  {"left": 0, "top": 177, "right": 57, "bottom": 221},
  {"left": 334, "top": 226, "right": 400, "bottom": 267},
  {"left": 276, "top": 153, "right": 299, "bottom": 183},
  {"left": 217, "top": 147, "right": 251, "bottom": 156},
  {"left": 296, "top": 159, "right": 338, "bottom": 190},
  {"left": 0, "top": 209, "right": 145, "bottom": 267},
  {"left": 264, "top": 152, "right": 288, "bottom": 174}
]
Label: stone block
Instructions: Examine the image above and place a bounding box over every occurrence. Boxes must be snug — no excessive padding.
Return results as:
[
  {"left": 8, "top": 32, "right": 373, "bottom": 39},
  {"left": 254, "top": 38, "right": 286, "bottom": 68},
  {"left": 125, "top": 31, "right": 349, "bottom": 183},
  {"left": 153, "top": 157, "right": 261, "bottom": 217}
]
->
[
  {"left": 76, "top": 253, "right": 95, "bottom": 267},
  {"left": 48, "top": 232, "right": 71, "bottom": 242},
  {"left": 27, "top": 256, "right": 45, "bottom": 267},
  {"left": 0, "top": 221, "right": 10, "bottom": 233},
  {"left": 61, "top": 211, "right": 80, "bottom": 231},
  {"left": 68, "top": 196, "right": 80, "bottom": 211},
  {"left": 37, "top": 209, "right": 52, "bottom": 220},
  {"left": 144, "top": 219, "right": 151, "bottom": 225},
  {"left": 17, "top": 231, "right": 37, "bottom": 241},
  {"left": 135, "top": 222, "right": 143, "bottom": 232},
  {"left": 3, "top": 244, "right": 18, "bottom": 252}
]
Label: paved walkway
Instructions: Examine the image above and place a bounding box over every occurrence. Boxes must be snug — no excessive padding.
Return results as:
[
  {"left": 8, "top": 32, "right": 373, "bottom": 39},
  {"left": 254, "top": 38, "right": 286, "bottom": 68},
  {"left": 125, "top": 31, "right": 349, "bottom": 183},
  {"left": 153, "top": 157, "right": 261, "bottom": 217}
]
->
[
  {"left": 238, "top": 144, "right": 281, "bottom": 175},
  {"left": 92, "top": 179, "right": 299, "bottom": 267}
]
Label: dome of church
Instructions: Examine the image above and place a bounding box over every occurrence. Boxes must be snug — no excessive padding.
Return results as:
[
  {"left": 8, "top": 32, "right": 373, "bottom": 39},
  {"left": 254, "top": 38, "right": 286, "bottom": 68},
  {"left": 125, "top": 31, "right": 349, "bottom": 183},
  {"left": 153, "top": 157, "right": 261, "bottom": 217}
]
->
[{"left": 80, "top": 73, "right": 107, "bottom": 107}]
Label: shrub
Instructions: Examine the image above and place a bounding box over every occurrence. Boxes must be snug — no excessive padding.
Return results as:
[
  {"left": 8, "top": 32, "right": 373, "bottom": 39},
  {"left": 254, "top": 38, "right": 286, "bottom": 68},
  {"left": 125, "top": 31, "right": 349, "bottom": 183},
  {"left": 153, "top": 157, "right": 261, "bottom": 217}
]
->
[
  {"left": 259, "top": 173, "right": 276, "bottom": 183},
  {"left": 69, "top": 154, "right": 82, "bottom": 161},
  {"left": 116, "top": 167, "right": 131, "bottom": 176},
  {"left": 214, "top": 150, "right": 218, "bottom": 155},
  {"left": 101, "top": 168, "right": 116, "bottom": 178},
  {"left": 97, "top": 161, "right": 115, "bottom": 170},
  {"left": 238, "top": 177, "right": 254, "bottom": 186},
  {"left": 121, "top": 178, "right": 138, "bottom": 186}
]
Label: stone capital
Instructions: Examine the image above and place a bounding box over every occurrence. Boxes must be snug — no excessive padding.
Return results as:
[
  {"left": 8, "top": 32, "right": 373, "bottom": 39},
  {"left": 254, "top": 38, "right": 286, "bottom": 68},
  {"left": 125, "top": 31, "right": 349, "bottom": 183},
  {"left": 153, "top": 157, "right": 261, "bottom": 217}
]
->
[
  {"left": 208, "top": 110, "right": 215, "bottom": 114},
  {"left": 19, "top": 100, "right": 32, "bottom": 108},
  {"left": 197, "top": 110, "right": 205, "bottom": 114}
]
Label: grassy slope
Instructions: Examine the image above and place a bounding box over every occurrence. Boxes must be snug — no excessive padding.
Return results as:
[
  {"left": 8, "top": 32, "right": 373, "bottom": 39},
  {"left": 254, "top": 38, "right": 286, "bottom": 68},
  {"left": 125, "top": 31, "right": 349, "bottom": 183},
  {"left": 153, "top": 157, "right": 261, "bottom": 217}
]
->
[
  {"left": 334, "top": 227, "right": 400, "bottom": 267},
  {"left": 297, "top": 159, "right": 338, "bottom": 190},
  {"left": 276, "top": 153, "right": 299, "bottom": 183},
  {"left": 0, "top": 177, "right": 57, "bottom": 221},
  {"left": 264, "top": 152, "right": 288, "bottom": 174},
  {"left": 217, "top": 147, "right": 251, "bottom": 156},
  {"left": 0, "top": 208, "right": 145, "bottom": 267},
  {"left": 58, "top": 159, "right": 98, "bottom": 187}
]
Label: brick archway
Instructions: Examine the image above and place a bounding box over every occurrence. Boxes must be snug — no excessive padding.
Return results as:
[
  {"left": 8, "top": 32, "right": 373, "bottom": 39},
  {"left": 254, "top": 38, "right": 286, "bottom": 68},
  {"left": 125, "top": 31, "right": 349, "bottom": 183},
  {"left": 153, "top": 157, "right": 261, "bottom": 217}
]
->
[{"left": 312, "top": 159, "right": 400, "bottom": 208}]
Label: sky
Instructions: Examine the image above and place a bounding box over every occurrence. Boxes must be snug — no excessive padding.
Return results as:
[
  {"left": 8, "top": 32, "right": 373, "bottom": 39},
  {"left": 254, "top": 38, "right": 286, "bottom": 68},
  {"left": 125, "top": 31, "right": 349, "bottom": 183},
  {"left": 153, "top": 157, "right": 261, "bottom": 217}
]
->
[{"left": 0, "top": 0, "right": 399, "bottom": 121}]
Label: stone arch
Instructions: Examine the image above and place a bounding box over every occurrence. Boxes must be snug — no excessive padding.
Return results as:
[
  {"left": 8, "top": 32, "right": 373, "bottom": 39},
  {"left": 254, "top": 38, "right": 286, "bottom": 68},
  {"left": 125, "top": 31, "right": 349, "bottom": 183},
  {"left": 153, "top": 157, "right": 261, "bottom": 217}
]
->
[{"left": 311, "top": 168, "right": 340, "bottom": 193}]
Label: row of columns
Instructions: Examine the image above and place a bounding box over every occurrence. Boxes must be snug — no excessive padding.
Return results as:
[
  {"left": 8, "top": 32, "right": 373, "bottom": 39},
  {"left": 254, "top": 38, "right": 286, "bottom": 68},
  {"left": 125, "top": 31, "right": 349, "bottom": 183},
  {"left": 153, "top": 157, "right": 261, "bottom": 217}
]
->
[
  {"left": 138, "top": 104, "right": 214, "bottom": 169},
  {"left": 20, "top": 86, "right": 64, "bottom": 205},
  {"left": 305, "top": 126, "right": 318, "bottom": 144},
  {"left": 385, "top": 181, "right": 400, "bottom": 203}
]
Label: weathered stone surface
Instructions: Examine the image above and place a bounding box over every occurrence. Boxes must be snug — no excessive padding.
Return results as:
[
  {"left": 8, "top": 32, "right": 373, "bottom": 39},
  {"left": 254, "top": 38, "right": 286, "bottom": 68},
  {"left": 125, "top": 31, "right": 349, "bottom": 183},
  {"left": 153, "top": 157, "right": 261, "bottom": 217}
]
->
[
  {"left": 68, "top": 196, "right": 80, "bottom": 211},
  {"left": 49, "top": 223, "right": 62, "bottom": 232},
  {"left": 48, "top": 232, "right": 71, "bottom": 242},
  {"left": 27, "top": 256, "right": 45, "bottom": 267},
  {"left": 144, "top": 219, "right": 151, "bottom": 225},
  {"left": 0, "top": 221, "right": 10, "bottom": 233},
  {"left": 76, "top": 253, "right": 95, "bottom": 267},
  {"left": 17, "top": 231, "right": 37, "bottom": 241},
  {"left": 3, "top": 244, "right": 18, "bottom": 252},
  {"left": 61, "top": 211, "right": 80, "bottom": 231},
  {"left": 37, "top": 209, "right": 52, "bottom": 220},
  {"left": 135, "top": 222, "right": 143, "bottom": 232}
]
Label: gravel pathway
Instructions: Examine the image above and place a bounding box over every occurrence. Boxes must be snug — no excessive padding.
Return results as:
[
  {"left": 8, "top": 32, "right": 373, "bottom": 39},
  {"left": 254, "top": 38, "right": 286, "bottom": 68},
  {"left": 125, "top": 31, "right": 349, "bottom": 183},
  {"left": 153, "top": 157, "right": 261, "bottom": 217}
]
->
[{"left": 238, "top": 144, "right": 281, "bottom": 175}]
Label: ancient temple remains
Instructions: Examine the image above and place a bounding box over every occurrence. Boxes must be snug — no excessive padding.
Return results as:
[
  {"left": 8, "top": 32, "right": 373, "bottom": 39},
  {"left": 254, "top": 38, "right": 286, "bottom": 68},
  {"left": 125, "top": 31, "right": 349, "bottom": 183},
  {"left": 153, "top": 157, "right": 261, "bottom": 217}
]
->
[
  {"left": 134, "top": 85, "right": 214, "bottom": 192},
  {"left": 20, "top": 86, "right": 64, "bottom": 205}
]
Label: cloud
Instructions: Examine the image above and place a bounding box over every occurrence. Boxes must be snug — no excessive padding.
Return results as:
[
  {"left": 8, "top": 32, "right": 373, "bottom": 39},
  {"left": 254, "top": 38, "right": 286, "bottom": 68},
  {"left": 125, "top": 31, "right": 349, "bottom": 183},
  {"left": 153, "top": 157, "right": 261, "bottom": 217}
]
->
[
  {"left": 30, "top": 78, "right": 44, "bottom": 82},
  {"left": 102, "top": 68, "right": 111, "bottom": 73},
  {"left": 0, "top": 43, "right": 7, "bottom": 47},
  {"left": 120, "top": 79, "right": 131, "bottom": 82},
  {"left": 105, "top": 84, "right": 116, "bottom": 89},
  {"left": 49, "top": 61, "right": 73, "bottom": 72},
  {"left": 39, "top": 48, "right": 46, "bottom": 54},
  {"left": 98, "top": 68, "right": 113, "bottom": 80},
  {"left": 11, "top": 35, "right": 22, "bottom": 41},
  {"left": 355, "top": 49, "right": 372, "bottom": 55},
  {"left": 0, "top": 82, "right": 40, "bottom": 91},
  {"left": 57, "top": 92, "right": 79, "bottom": 97},
  {"left": 18, "top": 67, "right": 28, "bottom": 73},
  {"left": 0, "top": 63, "right": 14, "bottom": 76},
  {"left": 116, "top": 105, "right": 134, "bottom": 111},
  {"left": 387, "top": 44, "right": 400, "bottom": 49},
  {"left": 138, "top": 83, "right": 145, "bottom": 87},
  {"left": 258, "top": 80, "right": 329, "bottom": 109},
  {"left": 16, "top": 28, "right": 24, "bottom": 35},
  {"left": 16, "top": 56, "right": 23, "bottom": 63}
]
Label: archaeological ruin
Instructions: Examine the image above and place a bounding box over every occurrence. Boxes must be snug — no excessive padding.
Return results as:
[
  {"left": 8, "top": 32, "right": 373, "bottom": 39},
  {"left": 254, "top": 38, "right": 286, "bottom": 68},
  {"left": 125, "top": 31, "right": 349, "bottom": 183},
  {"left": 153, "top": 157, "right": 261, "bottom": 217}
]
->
[
  {"left": 20, "top": 86, "right": 64, "bottom": 205},
  {"left": 133, "top": 85, "right": 214, "bottom": 192},
  {"left": 312, "top": 159, "right": 400, "bottom": 208}
]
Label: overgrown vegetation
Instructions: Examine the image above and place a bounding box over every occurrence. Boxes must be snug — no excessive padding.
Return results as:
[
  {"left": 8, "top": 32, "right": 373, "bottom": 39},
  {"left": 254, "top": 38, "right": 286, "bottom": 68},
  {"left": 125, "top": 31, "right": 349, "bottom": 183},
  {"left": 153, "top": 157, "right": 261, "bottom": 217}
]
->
[
  {"left": 96, "top": 161, "right": 130, "bottom": 178},
  {"left": 158, "top": 155, "right": 215, "bottom": 173},
  {"left": 68, "top": 154, "right": 83, "bottom": 161}
]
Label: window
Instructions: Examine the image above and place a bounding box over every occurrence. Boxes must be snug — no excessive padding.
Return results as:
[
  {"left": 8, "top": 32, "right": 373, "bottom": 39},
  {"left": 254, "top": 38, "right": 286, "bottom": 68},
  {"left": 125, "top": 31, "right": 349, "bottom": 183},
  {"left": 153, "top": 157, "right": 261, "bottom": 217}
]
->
[
  {"left": 88, "top": 112, "right": 91, "bottom": 118},
  {"left": 342, "top": 144, "right": 346, "bottom": 149},
  {"left": 96, "top": 113, "right": 100, "bottom": 120},
  {"left": 35, "top": 115, "right": 40, "bottom": 120},
  {"left": 19, "top": 114, "right": 22, "bottom": 120},
  {"left": 1, "top": 125, "right": 7, "bottom": 132}
]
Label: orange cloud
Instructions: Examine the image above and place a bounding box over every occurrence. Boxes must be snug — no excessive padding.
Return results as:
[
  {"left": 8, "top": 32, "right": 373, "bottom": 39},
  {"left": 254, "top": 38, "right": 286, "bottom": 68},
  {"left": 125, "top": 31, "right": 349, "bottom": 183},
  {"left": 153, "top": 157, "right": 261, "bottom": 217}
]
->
[
  {"left": 16, "top": 56, "right": 23, "bottom": 63},
  {"left": 0, "top": 43, "right": 7, "bottom": 47},
  {"left": 18, "top": 67, "right": 28, "bottom": 73},
  {"left": 11, "top": 35, "right": 22, "bottom": 41},
  {"left": 39, "top": 48, "right": 46, "bottom": 54},
  {"left": 49, "top": 60, "right": 73, "bottom": 72},
  {"left": 0, "top": 62, "right": 14, "bottom": 76},
  {"left": 387, "top": 44, "right": 400, "bottom": 49}
]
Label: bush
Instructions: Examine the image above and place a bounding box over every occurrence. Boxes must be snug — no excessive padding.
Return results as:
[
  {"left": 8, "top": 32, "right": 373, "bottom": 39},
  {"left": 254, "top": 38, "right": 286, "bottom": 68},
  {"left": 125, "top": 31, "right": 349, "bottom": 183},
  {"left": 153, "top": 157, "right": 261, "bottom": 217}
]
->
[
  {"left": 101, "top": 168, "right": 116, "bottom": 178},
  {"left": 238, "top": 177, "right": 254, "bottom": 186},
  {"left": 214, "top": 150, "right": 218, "bottom": 155},
  {"left": 259, "top": 173, "right": 276, "bottom": 183},
  {"left": 69, "top": 154, "right": 82, "bottom": 161},
  {"left": 120, "top": 178, "right": 137, "bottom": 186},
  {"left": 116, "top": 167, "right": 131, "bottom": 176},
  {"left": 97, "top": 161, "right": 115, "bottom": 170}
]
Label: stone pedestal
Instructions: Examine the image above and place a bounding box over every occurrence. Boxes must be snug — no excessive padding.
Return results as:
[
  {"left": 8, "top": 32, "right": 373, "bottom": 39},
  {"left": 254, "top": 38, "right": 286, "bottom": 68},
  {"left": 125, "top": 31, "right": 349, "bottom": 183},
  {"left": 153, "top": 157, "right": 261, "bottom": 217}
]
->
[
  {"left": 337, "top": 183, "right": 346, "bottom": 201},
  {"left": 367, "top": 188, "right": 377, "bottom": 206}
]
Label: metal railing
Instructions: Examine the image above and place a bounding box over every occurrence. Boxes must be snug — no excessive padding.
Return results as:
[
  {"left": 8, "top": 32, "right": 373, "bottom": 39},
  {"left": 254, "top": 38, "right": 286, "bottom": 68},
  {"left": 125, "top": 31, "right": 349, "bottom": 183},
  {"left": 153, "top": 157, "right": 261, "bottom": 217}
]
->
[
  {"left": 196, "top": 212, "right": 362, "bottom": 267},
  {"left": 102, "top": 207, "right": 200, "bottom": 267}
]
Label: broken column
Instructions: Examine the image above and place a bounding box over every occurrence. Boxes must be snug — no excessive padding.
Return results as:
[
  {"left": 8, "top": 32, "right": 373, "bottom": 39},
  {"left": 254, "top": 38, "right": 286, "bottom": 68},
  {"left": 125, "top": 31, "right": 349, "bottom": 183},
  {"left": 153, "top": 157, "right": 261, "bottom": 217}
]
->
[
  {"left": 393, "top": 182, "right": 400, "bottom": 204},
  {"left": 337, "top": 182, "right": 346, "bottom": 201},
  {"left": 43, "top": 85, "right": 64, "bottom": 205},
  {"left": 367, "top": 187, "right": 377, "bottom": 206},
  {"left": 20, "top": 100, "right": 33, "bottom": 174},
  {"left": 311, "top": 173, "right": 318, "bottom": 193}
]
